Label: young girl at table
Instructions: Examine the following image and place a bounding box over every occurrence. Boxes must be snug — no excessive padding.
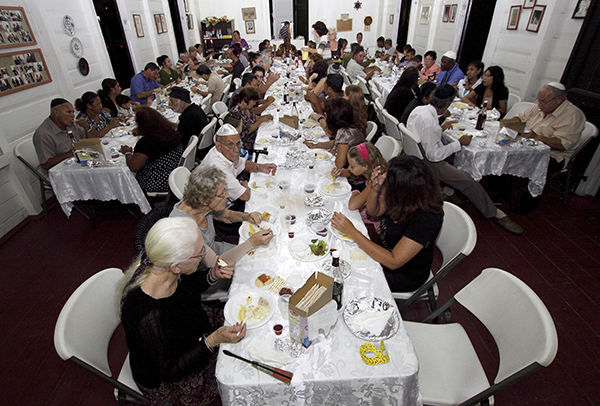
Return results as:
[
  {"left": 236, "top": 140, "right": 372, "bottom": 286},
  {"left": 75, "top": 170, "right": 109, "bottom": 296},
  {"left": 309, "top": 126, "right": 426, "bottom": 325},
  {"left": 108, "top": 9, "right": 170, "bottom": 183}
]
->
[{"left": 331, "top": 155, "right": 443, "bottom": 292}]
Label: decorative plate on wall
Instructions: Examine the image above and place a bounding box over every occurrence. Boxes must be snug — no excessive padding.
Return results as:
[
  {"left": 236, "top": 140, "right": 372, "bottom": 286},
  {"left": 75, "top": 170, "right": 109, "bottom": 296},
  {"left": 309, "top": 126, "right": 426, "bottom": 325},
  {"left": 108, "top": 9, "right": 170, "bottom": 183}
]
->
[
  {"left": 70, "top": 37, "right": 83, "bottom": 58},
  {"left": 78, "top": 58, "right": 89, "bottom": 76},
  {"left": 63, "top": 15, "right": 75, "bottom": 36}
]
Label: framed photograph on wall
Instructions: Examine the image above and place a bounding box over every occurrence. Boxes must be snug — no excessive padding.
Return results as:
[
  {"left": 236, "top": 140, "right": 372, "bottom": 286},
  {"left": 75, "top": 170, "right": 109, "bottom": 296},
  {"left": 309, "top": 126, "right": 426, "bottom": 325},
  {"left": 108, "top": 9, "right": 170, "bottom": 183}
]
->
[
  {"left": 450, "top": 4, "right": 458, "bottom": 22},
  {"left": 507, "top": 5, "right": 521, "bottom": 30},
  {"left": 184, "top": 0, "right": 189, "bottom": 13},
  {"left": 420, "top": 4, "right": 432, "bottom": 25},
  {"left": 526, "top": 5, "right": 546, "bottom": 32},
  {"left": 242, "top": 7, "right": 256, "bottom": 21},
  {"left": 154, "top": 14, "right": 162, "bottom": 34},
  {"left": 245, "top": 20, "right": 255, "bottom": 34},
  {"left": 443, "top": 5, "right": 450, "bottom": 22},
  {"left": 0, "top": 6, "right": 37, "bottom": 50},
  {"left": 133, "top": 14, "right": 144, "bottom": 37},
  {"left": 186, "top": 14, "right": 193, "bottom": 30},
  {"left": 572, "top": 0, "right": 590, "bottom": 19},
  {"left": 0, "top": 48, "right": 52, "bottom": 97},
  {"left": 160, "top": 14, "right": 167, "bottom": 33},
  {"left": 523, "top": 0, "right": 536, "bottom": 9}
]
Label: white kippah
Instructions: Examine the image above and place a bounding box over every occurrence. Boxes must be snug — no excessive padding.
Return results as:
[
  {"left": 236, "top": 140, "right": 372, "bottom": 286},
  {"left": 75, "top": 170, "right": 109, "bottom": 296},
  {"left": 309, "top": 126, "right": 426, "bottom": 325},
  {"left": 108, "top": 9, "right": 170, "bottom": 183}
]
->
[
  {"left": 216, "top": 123, "right": 238, "bottom": 137},
  {"left": 547, "top": 82, "right": 566, "bottom": 91},
  {"left": 442, "top": 50, "right": 457, "bottom": 60}
]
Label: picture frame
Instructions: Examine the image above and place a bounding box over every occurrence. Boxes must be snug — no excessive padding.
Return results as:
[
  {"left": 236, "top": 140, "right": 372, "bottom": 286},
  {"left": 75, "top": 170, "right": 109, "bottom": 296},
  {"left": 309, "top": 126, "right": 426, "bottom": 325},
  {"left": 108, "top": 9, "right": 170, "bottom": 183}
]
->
[
  {"left": 160, "top": 14, "right": 167, "bottom": 33},
  {"left": 133, "top": 14, "right": 144, "bottom": 37},
  {"left": 389, "top": 14, "right": 394, "bottom": 25},
  {"left": 572, "top": 0, "right": 590, "bottom": 19},
  {"left": 0, "top": 6, "right": 37, "bottom": 50},
  {"left": 242, "top": 7, "right": 256, "bottom": 21},
  {"left": 450, "top": 4, "right": 458, "bottom": 22},
  {"left": 183, "top": 0, "right": 189, "bottom": 13},
  {"left": 154, "top": 14, "right": 162, "bottom": 34},
  {"left": 526, "top": 5, "right": 546, "bottom": 33},
  {"left": 420, "top": 4, "right": 432, "bottom": 25},
  {"left": 0, "top": 48, "right": 52, "bottom": 97},
  {"left": 507, "top": 5, "right": 521, "bottom": 30},
  {"left": 443, "top": 5, "right": 450, "bottom": 22},
  {"left": 523, "top": 0, "right": 536, "bottom": 9},
  {"left": 186, "top": 14, "right": 193, "bottom": 30},
  {"left": 245, "top": 20, "right": 255, "bottom": 34}
]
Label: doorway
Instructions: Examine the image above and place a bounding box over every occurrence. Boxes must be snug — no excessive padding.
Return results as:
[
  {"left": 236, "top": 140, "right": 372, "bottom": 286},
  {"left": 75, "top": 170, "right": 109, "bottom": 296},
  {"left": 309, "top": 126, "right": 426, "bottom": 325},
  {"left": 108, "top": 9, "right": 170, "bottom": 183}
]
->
[
  {"left": 293, "top": 0, "right": 308, "bottom": 41},
  {"left": 167, "top": 0, "right": 186, "bottom": 53},
  {"left": 457, "top": 0, "right": 497, "bottom": 71},
  {"left": 92, "top": 0, "right": 134, "bottom": 88},
  {"left": 396, "top": 0, "right": 412, "bottom": 47}
]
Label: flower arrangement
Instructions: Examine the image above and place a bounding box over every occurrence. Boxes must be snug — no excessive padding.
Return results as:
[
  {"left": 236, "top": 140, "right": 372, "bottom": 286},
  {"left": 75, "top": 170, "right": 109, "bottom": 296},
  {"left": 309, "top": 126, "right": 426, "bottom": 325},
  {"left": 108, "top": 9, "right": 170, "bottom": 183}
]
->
[{"left": 202, "top": 16, "right": 234, "bottom": 26}]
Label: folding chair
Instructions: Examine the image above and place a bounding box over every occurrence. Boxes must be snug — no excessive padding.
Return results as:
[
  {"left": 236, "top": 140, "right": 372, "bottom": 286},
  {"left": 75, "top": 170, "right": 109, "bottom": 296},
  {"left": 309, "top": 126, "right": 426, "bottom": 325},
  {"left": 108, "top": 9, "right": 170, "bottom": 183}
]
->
[
  {"left": 169, "top": 167, "right": 191, "bottom": 200},
  {"left": 366, "top": 121, "right": 377, "bottom": 142},
  {"left": 374, "top": 135, "right": 401, "bottom": 161}
]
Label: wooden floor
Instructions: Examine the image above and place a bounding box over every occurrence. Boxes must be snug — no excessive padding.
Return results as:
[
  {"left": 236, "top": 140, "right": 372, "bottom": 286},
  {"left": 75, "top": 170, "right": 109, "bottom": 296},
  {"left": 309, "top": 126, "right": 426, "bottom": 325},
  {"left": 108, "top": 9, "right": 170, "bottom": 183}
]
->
[{"left": 1, "top": 188, "right": 599, "bottom": 405}]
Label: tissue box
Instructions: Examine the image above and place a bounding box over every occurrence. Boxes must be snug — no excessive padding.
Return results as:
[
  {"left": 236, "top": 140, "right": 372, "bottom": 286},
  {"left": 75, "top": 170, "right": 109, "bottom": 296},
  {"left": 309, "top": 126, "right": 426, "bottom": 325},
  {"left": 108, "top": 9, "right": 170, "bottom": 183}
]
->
[
  {"left": 289, "top": 272, "right": 333, "bottom": 347},
  {"left": 73, "top": 138, "right": 104, "bottom": 163},
  {"left": 279, "top": 115, "right": 299, "bottom": 129}
]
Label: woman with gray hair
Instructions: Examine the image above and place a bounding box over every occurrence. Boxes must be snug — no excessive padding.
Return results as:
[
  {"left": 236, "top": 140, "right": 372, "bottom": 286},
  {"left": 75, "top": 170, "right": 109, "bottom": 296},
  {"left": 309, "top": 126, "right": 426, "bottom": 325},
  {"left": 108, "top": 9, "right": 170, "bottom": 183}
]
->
[
  {"left": 170, "top": 165, "right": 273, "bottom": 260},
  {"left": 121, "top": 217, "right": 245, "bottom": 405}
]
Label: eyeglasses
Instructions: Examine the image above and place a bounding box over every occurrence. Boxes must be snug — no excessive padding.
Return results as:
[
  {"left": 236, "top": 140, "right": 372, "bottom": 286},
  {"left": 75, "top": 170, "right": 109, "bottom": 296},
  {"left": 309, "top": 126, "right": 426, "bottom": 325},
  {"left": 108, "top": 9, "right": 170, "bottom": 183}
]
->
[
  {"left": 221, "top": 141, "right": 242, "bottom": 150},
  {"left": 190, "top": 245, "right": 207, "bottom": 261},
  {"left": 536, "top": 96, "right": 558, "bottom": 107}
]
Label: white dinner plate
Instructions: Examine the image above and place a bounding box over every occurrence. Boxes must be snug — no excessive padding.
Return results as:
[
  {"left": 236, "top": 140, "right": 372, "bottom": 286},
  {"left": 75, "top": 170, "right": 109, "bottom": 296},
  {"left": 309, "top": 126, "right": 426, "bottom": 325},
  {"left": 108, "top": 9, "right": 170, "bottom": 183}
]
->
[
  {"left": 256, "top": 206, "right": 278, "bottom": 223},
  {"left": 238, "top": 222, "right": 275, "bottom": 241},
  {"left": 310, "top": 150, "right": 333, "bottom": 161},
  {"left": 288, "top": 237, "right": 329, "bottom": 262},
  {"left": 250, "top": 176, "right": 276, "bottom": 190},
  {"left": 224, "top": 290, "right": 276, "bottom": 329},
  {"left": 320, "top": 182, "right": 352, "bottom": 196}
]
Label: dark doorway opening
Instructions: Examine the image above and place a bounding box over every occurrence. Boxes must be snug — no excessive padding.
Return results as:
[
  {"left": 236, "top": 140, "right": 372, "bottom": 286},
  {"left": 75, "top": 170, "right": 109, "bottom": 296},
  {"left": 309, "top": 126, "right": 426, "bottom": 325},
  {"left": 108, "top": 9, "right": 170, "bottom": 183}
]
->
[
  {"left": 457, "top": 0, "right": 497, "bottom": 71},
  {"left": 167, "top": 0, "right": 186, "bottom": 53},
  {"left": 268, "top": 0, "right": 275, "bottom": 39},
  {"left": 92, "top": 0, "right": 134, "bottom": 89},
  {"left": 396, "top": 0, "right": 412, "bottom": 47},
  {"left": 293, "top": 0, "right": 309, "bottom": 42}
]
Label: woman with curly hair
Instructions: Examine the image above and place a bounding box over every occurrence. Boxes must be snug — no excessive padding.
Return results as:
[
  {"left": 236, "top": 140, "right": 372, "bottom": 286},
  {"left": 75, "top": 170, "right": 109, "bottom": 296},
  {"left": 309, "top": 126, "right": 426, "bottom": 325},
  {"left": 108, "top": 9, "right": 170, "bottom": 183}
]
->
[
  {"left": 332, "top": 155, "right": 444, "bottom": 292},
  {"left": 229, "top": 86, "right": 273, "bottom": 151},
  {"left": 119, "top": 106, "right": 183, "bottom": 193},
  {"left": 463, "top": 65, "right": 509, "bottom": 117}
]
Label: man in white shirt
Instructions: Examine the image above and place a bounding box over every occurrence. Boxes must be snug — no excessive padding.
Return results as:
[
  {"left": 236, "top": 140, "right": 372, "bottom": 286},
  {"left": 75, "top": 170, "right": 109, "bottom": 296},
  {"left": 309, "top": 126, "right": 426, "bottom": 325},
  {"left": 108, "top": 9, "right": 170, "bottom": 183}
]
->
[
  {"left": 193, "top": 64, "right": 225, "bottom": 107},
  {"left": 200, "top": 124, "right": 277, "bottom": 208},
  {"left": 380, "top": 39, "right": 395, "bottom": 61},
  {"left": 407, "top": 84, "right": 524, "bottom": 235},
  {"left": 346, "top": 46, "right": 381, "bottom": 83}
]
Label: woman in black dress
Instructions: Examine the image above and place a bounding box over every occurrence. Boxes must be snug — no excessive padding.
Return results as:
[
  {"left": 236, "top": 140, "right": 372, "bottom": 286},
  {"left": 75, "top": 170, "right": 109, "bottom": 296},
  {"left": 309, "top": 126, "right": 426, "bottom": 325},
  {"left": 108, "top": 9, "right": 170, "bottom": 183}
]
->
[
  {"left": 384, "top": 67, "right": 420, "bottom": 122},
  {"left": 331, "top": 155, "right": 444, "bottom": 292},
  {"left": 462, "top": 65, "right": 509, "bottom": 117}
]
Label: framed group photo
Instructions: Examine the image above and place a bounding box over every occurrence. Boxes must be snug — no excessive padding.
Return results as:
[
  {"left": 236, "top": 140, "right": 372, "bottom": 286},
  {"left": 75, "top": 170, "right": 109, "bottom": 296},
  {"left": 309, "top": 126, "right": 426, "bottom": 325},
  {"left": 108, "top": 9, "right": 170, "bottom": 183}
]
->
[
  {"left": 0, "top": 48, "right": 52, "bottom": 97},
  {"left": 0, "top": 6, "right": 37, "bottom": 49},
  {"left": 420, "top": 4, "right": 432, "bottom": 25}
]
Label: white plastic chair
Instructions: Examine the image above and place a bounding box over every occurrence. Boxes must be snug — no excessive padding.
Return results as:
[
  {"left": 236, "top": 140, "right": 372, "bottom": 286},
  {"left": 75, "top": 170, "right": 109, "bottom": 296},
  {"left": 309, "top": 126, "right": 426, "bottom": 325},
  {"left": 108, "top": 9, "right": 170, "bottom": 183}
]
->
[
  {"left": 505, "top": 101, "right": 536, "bottom": 119},
  {"left": 199, "top": 117, "right": 218, "bottom": 151},
  {"left": 220, "top": 84, "right": 231, "bottom": 103},
  {"left": 233, "top": 77, "right": 242, "bottom": 89},
  {"left": 374, "top": 135, "right": 401, "bottom": 161},
  {"left": 370, "top": 85, "right": 382, "bottom": 102},
  {"left": 374, "top": 97, "right": 386, "bottom": 124},
  {"left": 404, "top": 268, "right": 558, "bottom": 406},
  {"left": 506, "top": 94, "right": 521, "bottom": 114},
  {"left": 212, "top": 101, "right": 228, "bottom": 117},
  {"left": 399, "top": 123, "right": 425, "bottom": 160},
  {"left": 341, "top": 69, "right": 352, "bottom": 86},
  {"left": 121, "top": 88, "right": 131, "bottom": 97},
  {"left": 382, "top": 110, "right": 402, "bottom": 141},
  {"left": 355, "top": 75, "right": 371, "bottom": 97},
  {"left": 54, "top": 268, "right": 148, "bottom": 404},
  {"left": 222, "top": 74, "right": 232, "bottom": 86},
  {"left": 200, "top": 94, "right": 212, "bottom": 115},
  {"left": 169, "top": 166, "right": 191, "bottom": 200},
  {"left": 393, "top": 202, "right": 477, "bottom": 313},
  {"left": 366, "top": 121, "right": 377, "bottom": 142},
  {"left": 180, "top": 135, "right": 199, "bottom": 171}
]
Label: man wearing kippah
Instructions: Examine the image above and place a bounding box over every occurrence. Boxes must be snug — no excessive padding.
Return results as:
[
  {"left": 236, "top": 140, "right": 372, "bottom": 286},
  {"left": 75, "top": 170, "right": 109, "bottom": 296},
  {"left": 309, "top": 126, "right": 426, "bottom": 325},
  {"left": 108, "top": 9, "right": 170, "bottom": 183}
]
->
[
  {"left": 407, "top": 84, "right": 524, "bottom": 235},
  {"left": 502, "top": 82, "right": 586, "bottom": 214},
  {"left": 168, "top": 86, "right": 209, "bottom": 148},
  {"left": 33, "top": 98, "right": 91, "bottom": 170},
  {"left": 436, "top": 50, "right": 464, "bottom": 86}
]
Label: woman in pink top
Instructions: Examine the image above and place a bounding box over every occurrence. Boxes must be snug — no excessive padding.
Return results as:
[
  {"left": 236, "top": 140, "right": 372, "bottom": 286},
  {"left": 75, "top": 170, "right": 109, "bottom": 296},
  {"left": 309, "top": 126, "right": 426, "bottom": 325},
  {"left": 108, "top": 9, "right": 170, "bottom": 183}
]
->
[{"left": 420, "top": 50, "right": 441, "bottom": 82}]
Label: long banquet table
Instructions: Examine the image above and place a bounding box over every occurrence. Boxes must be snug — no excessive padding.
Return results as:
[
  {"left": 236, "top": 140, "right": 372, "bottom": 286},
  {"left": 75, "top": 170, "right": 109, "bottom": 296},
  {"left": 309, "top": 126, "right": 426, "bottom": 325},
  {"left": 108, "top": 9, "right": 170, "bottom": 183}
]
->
[{"left": 215, "top": 61, "right": 422, "bottom": 405}]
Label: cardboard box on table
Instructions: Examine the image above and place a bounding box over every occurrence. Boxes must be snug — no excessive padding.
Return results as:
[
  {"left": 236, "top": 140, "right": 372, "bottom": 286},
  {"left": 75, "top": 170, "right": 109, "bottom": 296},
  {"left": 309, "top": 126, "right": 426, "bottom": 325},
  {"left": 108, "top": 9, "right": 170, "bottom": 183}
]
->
[
  {"left": 289, "top": 272, "right": 334, "bottom": 347},
  {"left": 73, "top": 138, "right": 104, "bottom": 163}
]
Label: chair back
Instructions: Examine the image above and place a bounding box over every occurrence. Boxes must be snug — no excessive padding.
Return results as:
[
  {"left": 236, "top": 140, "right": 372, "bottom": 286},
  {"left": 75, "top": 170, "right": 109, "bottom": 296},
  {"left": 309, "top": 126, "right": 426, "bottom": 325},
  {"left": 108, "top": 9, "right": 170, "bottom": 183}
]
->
[
  {"left": 382, "top": 110, "right": 402, "bottom": 141},
  {"left": 54, "top": 268, "right": 147, "bottom": 402},
  {"left": 233, "top": 77, "right": 242, "bottom": 89},
  {"left": 15, "top": 137, "right": 47, "bottom": 179},
  {"left": 341, "top": 70, "right": 352, "bottom": 86},
  {"left": 366, "top": 121, "right": 377, "bottom": 142},
  {"left": 133, "top": 205, "right": 174, "bottom": 256},
  {"left": 507, "top": 94, "right": 521, "bottom": 113},
  {"left": 436, "top": 202, "right": 477, "bottom": 272},
  {"left": 505, "top": 101, "right": 536, "bottom": 119},
  {"left": 455, "top": 268, "right": 559, "bottom": 383},
  {"left": 200, "top": 94, "right": 212, "bottom": 115},
  {"left": 399, "top": 123, "right": 425, "bottom": 160},
  {"left": 121, "top": 88, "right": 131, "bottom": 97},
  {"left": 220, "top": 84, "right": 231, "bottom": 102},
  {"left": 169, "top": 167, "right": 191, "bottom": 200},
  {"left": 199, "top": 117, "right": 218, "bottom": 150},
  {"left": 180, "top": 135, "right": 199, "bottom": 171},
  {"left": 375, "top": 135, "right": 401, "bottom": 161},
  {"left": 355, "top": 76, "right": 371, "bottom": 96},
  {"left": 571, "top": 121, "right": 599, "bottom": 153},
  {"left": 222, "top": 74, "right": 232, "bottom": 86},
  {"left": 212, "top": 101, "right": 228, "bottom": 117},
  {"left": 370, "top": 86, "right": 382, "bottom": 102},
  {"left": 374, "top": 98, "right": 386, "bottom": 124}
]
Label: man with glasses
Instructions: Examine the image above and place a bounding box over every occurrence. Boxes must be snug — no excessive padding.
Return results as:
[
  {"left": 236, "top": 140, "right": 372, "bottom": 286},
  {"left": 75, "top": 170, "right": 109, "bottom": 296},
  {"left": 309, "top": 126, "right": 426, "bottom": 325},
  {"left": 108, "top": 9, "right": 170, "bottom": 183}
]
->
[
  {"left": 200, "top": 124, "right": 277, "bottom": 209},
  {"left": 502, "top": 82, "right": 586, "bottom": 214}
]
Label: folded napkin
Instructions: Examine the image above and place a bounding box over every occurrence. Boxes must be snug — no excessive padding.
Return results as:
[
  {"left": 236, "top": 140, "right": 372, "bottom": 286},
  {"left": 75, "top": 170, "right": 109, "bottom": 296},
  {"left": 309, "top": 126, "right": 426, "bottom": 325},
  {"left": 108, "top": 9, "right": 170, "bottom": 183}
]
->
[
  {"left": 245, "top": 333, "right": 296, "bottom": 367},
  {"left": 349, "top": 308, "right": 393, "bottom": 337}
]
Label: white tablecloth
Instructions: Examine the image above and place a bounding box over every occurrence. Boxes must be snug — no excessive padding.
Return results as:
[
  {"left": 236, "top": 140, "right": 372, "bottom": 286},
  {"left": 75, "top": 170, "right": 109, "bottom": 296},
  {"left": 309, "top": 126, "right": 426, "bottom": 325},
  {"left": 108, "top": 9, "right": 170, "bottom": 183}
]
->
[
  {"left": 215, "top": 120, "right": 421, "bottom": 405},
  {"left": 371, "top": 69, "right": 399, "bottom": 101},
  {"left": 48, "top": 133, "right": 151, "bottom": 217}
]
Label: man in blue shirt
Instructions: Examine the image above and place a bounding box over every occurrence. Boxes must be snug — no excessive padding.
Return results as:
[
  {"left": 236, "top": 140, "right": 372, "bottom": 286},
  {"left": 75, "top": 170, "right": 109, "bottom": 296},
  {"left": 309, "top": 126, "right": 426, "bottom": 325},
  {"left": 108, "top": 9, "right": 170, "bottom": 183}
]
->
[
  {"left": 130, "top": 62, "right": 162, "bottom": 105},
  {"left": 436, "top": 51, "right": 464, "bottom": 86}
]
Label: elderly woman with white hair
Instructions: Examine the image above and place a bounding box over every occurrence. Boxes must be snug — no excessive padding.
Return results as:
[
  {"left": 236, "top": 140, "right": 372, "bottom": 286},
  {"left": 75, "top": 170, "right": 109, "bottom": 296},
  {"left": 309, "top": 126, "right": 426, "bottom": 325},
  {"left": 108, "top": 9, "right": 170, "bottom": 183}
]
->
[
  {"left": 170, "top": 164, "right": 273, "bottom": 259},
  {"left": 121, "top": 217, "right": 246, "bottom": 405}
]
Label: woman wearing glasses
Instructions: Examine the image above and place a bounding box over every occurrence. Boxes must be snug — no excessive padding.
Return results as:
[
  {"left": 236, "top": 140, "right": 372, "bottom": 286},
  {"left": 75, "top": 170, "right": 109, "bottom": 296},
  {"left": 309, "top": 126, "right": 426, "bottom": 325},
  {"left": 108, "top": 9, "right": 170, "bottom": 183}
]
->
[{"left": 121, "top": 217, "right": 246, "bottom": 405}]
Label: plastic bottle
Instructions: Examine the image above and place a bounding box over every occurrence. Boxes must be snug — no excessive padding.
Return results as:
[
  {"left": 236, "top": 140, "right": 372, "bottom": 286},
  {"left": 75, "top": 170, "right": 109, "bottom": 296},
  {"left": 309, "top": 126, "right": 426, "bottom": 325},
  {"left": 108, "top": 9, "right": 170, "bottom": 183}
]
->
[{"left": 331, "top": 251, "right": 343, "bottom": 310}]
